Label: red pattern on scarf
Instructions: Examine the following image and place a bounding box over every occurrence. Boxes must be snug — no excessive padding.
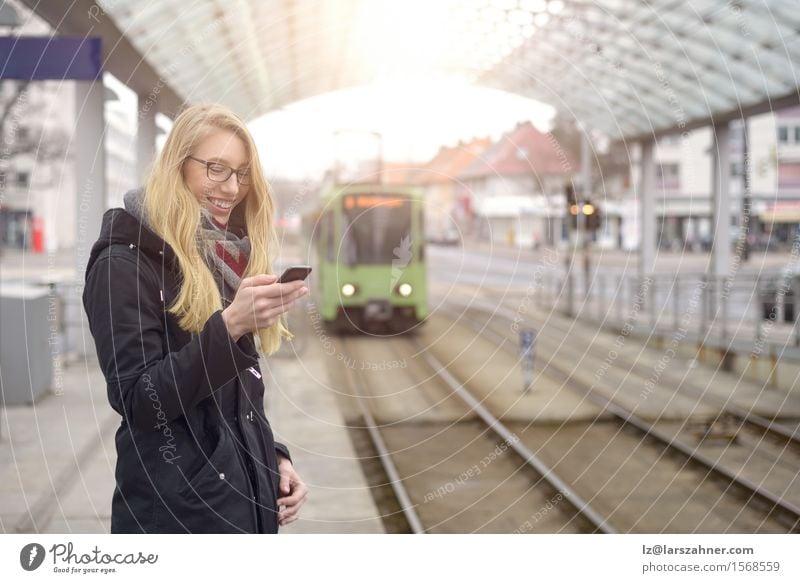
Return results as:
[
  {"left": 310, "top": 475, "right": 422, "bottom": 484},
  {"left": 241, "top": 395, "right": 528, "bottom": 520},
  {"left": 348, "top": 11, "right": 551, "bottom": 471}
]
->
[
  {"left": 214, "top": 241, "right": 247, "bottom": 279},
  {"left": 210, "top": 217, "right": 247, "bottom": 279}
]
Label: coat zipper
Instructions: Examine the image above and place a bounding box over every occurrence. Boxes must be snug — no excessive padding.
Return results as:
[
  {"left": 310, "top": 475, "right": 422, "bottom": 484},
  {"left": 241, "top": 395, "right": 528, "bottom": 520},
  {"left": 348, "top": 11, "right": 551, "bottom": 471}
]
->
[
  {"left": 244, "top": 403, "right": 281, "bottom": 533},
  {"left": 241, "top": 371, "right": 278, "bottom": 532},
  {"left": 235, "top": 390, "right": 262, "bottom": 533},
  {"left": 246, "top": 365, "right": 277, "bottom": 529}
]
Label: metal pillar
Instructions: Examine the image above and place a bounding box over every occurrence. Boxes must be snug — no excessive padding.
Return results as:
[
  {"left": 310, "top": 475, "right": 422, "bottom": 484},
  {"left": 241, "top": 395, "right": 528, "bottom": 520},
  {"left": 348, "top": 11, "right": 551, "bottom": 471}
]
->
[
  {"left": 639, "top": 139, "right": 656, "bottom": 275},
  {"left": 711, "top": 122, "right": 732, "bottom": 277},
  {"left": 741, "top": 119, "right": 752, "bottom": 261},
  {"left": 579, "top": 129, "right": 591, "bottom": 246},
  {"left": 74, "top": 79, "right": 106, "bottom": 280},
  {"left": 137, "top": 94, "right": 157, "bottom": 184},
  {"left": 580, "top": 129, "right": 592, "bottom": 299}
]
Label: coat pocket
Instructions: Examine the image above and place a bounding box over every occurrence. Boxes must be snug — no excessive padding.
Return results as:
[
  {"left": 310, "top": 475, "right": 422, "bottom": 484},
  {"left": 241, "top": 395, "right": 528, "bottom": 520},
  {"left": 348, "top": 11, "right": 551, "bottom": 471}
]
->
[
  {"left": 181, "top": 427, "right": 231, "bottom": 493},
  {"left": 160, "top": 426, "right": 257, "bottom": 533}
]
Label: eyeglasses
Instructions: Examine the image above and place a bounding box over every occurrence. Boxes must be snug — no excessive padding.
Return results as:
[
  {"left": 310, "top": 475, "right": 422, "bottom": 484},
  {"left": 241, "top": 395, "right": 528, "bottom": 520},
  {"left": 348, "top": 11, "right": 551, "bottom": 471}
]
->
[{"left": 186, "top": 156, "right": 251, "bottom": 186}]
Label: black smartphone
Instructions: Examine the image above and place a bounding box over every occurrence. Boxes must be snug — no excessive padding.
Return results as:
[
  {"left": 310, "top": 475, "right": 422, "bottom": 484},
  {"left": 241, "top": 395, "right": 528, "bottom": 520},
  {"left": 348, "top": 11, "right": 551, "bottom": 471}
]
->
[{"left": 276, "top": 265, "right": 312, "bottom": 283}]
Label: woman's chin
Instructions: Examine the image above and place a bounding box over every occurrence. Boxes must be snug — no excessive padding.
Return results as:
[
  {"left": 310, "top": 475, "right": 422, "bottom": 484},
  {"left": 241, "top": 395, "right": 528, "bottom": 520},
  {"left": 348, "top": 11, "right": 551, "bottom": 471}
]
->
[
  {"left": 211, "top": 214, "right": 229, "bottom": 226},
  {"left": 201, "top": 203, "right": 232, "bottom": 224}
]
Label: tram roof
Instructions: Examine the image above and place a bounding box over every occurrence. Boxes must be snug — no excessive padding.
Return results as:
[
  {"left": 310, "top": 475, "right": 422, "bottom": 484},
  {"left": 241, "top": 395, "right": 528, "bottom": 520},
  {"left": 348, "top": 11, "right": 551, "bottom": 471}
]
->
[{"left": 26, "top": 0, "right": 800, "bottom": 140}]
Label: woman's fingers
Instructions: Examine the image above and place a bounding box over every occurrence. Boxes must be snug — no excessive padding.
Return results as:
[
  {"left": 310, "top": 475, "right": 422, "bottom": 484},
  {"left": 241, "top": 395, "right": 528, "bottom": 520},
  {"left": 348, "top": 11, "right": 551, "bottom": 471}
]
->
[
  {"left": 239, "top": 274, "right": 277, "bottom": 290},
  {"left": 255, "top": 301, "right": 297, "bottom": 328},
  {"left": 282, "top": 286, "right": 308, "bottom": 305},
  {"left": 280, "top": 505, "right": 300, "bottom": 523},
  {"left": 233, "top": 282, "right": 308, "bottom": 331},
  {"left": 257, "top": 285, "right": 307, "bottom": 309},
  {"left": 259, "top": 280, "right": 306, "bottom": 299},
  {"left": 227, "top": 276, "right": 310, "bottom": 336}
]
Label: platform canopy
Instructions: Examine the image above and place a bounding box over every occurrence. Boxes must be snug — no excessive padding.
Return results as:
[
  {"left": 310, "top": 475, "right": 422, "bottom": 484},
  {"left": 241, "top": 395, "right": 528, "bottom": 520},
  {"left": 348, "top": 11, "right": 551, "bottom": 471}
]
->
[{"left": 24, "top": 0, "right": 800, "bottom": 139}]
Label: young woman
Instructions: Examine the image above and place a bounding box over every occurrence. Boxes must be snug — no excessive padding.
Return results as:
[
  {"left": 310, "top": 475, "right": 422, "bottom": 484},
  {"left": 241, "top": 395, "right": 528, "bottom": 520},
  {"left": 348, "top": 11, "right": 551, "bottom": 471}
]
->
[{"left": 83, "top": 103, "right": 308, "bottom": 533}]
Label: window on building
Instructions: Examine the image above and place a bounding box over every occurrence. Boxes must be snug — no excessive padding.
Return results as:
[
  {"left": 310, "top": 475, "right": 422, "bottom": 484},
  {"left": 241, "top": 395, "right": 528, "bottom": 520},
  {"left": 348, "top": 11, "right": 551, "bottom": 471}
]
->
[
  {"left": 730, "top": 121, "right": 745, "bottom": 145},
  {"left": 657, "top": 163, "right": 680, "bottom": 188},
  {"left": 795, "top": 126, "right": 800, "bottom": 143},
  {"left": 778, "top": 162, "right": 800, "bottom": 188},
  {"left": 778, "top": 126, "right": 789, "bottom": 143},
  {"left": 15, "top": 172, "right": 29, "bottom": 188}
]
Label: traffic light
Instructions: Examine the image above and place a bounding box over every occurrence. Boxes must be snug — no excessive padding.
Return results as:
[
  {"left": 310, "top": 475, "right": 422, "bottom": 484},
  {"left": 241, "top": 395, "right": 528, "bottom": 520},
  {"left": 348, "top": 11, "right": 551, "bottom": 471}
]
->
[
  {"left": 584, "top": 201, "right": 601, "bottom": 231},
  {"left": 565, "top": 184, "right": 601, "bottom": 232},
  {"left": 568, "top": 199, "right": 601, "bottom": 231},
  {"left": 568, "top": 201, "right": 579, "bottom": 230}
]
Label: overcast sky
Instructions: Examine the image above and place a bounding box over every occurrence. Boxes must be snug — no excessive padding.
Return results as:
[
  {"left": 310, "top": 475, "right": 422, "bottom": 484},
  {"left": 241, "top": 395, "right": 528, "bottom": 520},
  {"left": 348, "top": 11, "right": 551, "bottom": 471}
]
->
[{"left": 249, "top": 78, "right": 554, "bottom": 181}]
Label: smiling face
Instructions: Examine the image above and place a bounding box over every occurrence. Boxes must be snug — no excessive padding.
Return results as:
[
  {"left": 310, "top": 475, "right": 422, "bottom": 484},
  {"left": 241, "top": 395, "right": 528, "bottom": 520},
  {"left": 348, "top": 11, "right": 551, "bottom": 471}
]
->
[{"left": 183, "top": 128, "right": 250, "bottom": 226}]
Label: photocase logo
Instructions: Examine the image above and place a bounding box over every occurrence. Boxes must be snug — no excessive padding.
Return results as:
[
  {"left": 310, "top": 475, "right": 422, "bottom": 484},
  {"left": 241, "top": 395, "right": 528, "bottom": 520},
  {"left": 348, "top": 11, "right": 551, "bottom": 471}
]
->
[{"left": 19, "top": 543, "right": 46, "bottom": 571}]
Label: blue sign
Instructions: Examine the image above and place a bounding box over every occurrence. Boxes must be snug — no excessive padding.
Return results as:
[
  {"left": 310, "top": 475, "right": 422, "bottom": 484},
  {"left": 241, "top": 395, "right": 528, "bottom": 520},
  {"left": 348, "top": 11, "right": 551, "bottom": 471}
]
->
[
  {"left": 519, "top": 328, "right": 536, "bottom": 392},
  {"left": 0, "top": 36, "right": 102, "bottom": 80},
  {"left": 520, "top": 329, "right": 535, "bottom": 350}
]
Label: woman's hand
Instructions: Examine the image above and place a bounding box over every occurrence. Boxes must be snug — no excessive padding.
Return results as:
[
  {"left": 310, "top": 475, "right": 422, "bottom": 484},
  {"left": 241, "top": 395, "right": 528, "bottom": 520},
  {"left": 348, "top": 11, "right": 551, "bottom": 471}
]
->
[
  {"left": 276, "top": 455, "right": 308, "bottom": 527},
  {"left": 221, "top": 274, "right": 308, "bottom": 341}
]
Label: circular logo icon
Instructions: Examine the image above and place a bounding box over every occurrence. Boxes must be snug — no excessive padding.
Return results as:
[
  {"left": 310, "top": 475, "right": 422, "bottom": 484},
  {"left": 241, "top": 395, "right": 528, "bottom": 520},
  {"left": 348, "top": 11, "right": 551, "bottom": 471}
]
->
[{"left": 20, "top": 543, "right": 46, "bottom": 571}]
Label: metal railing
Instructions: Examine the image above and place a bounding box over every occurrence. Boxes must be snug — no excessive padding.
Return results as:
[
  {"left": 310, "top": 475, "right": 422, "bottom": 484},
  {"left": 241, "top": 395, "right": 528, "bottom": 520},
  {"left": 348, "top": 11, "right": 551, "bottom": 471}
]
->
[{"left": 538, "top": 268, "right": 800, "bottom": 358}]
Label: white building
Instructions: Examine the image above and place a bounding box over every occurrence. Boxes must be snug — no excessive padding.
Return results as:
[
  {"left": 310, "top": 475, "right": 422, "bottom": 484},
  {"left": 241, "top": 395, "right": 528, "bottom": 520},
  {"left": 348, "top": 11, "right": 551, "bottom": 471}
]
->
[
  {"left": 624, "top": 110, "right": 794, "bottom": 251},
  {"left": 0, "top": 0, "right": 140, "bottom": 253}
]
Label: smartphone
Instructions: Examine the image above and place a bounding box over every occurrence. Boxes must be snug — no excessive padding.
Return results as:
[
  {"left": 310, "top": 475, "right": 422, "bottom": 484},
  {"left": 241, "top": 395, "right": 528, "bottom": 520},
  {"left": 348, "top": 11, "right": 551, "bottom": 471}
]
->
[{"left": 276, "top": 265, "right": 312, "bottom": 283}]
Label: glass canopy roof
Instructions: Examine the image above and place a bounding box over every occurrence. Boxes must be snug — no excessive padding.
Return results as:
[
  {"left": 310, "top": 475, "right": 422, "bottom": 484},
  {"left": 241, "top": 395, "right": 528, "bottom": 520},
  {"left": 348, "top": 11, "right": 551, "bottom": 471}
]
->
[{"left": 97, "top": 0, "right": 800, "bottom": 139}]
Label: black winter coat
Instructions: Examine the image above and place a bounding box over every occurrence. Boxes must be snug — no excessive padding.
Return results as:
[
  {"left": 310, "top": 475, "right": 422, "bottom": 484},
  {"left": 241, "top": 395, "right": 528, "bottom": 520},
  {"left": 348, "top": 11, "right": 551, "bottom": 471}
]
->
[{"left": 82, "top": 206, "right": 289, "bottom": 533}]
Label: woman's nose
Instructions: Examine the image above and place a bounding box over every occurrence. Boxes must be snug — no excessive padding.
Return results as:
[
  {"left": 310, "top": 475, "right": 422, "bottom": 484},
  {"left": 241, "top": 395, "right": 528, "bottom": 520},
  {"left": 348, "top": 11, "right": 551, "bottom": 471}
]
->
[{"left": 219, "top": 173, "right": 240, "bottom": 195}]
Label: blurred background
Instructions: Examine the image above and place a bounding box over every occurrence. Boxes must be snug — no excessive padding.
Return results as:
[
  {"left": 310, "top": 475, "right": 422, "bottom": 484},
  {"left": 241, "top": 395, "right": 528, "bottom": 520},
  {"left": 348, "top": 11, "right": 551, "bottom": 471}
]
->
[{"left": 1, "top": 0, "right": 799, "bottom": 534}]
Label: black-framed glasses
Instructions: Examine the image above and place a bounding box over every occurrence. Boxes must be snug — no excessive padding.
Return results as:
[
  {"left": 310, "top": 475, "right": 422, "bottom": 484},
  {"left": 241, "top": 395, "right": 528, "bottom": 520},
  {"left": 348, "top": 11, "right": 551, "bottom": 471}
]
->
[{"left": 186, "top": 156, "right": 251, "bottom": 186}]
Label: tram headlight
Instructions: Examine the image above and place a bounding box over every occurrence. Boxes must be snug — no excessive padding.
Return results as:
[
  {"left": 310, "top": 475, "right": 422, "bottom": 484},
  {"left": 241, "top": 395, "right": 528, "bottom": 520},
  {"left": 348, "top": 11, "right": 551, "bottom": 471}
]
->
[
  {"left": 397, "top": 283, "right": 413, "bottom": 297},
  {"left": 341, "top": 283, "right": 356, "bottom": 297}
]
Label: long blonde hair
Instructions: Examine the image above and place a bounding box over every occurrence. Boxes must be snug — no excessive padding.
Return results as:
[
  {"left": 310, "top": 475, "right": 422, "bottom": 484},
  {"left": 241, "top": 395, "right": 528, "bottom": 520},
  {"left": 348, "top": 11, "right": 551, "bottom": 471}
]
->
[{"left": 142, "top": 103, "right": 291, "bottom": 355}]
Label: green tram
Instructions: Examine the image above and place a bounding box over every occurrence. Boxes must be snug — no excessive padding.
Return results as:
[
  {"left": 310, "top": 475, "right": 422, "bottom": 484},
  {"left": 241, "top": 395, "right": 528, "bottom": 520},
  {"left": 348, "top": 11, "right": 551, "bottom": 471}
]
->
[{"left": 308, "top": 183, "right": 428, "bottom": 334}]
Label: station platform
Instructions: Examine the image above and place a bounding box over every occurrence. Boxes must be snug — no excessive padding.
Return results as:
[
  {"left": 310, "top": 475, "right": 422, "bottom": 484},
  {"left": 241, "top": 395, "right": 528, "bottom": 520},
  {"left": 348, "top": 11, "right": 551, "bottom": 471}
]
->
[
  {"left": 0, "top": 297, "right": 384, "bottom": 534},
  {"left": 267, "top": 303, "right": 385, "bottom": 533}
]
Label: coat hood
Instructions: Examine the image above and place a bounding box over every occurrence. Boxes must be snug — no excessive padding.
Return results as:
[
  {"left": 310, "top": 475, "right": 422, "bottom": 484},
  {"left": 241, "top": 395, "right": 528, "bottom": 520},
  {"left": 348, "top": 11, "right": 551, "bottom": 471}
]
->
[
  {"left": 85, "top": 188, "right": 177, "bottom": 278},
  {"left": 85, "top": 187, "right": 248, "bottom": 278}
]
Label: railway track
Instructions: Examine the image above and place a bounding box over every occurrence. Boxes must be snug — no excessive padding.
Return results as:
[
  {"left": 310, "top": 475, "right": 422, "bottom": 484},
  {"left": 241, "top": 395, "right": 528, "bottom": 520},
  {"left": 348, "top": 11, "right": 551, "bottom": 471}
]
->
[
  {"left": 457, "top": 293, "right": 800, "bottom": 455},
  {"left": 499, "top": 294, "right": 800, "bottom": 452},
  {"left": 434, "top": 298, "right": 800, "bottom": 532},
  {"left": 336, "top": 335, "right": 615, "bottom": 533}
]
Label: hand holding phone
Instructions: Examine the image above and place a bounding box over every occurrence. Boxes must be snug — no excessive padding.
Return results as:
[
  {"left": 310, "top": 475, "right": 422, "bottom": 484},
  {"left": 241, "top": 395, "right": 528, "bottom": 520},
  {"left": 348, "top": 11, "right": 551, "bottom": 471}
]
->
[{"left": 222, "top": 268, "right": 311, "bottom": 341}]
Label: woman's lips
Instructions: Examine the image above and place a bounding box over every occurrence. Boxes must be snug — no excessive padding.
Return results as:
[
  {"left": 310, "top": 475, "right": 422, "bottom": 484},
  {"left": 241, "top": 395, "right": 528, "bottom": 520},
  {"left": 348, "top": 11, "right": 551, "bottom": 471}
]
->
[{"left": 206, "top": 196, "right": 235, "bottom": 212}]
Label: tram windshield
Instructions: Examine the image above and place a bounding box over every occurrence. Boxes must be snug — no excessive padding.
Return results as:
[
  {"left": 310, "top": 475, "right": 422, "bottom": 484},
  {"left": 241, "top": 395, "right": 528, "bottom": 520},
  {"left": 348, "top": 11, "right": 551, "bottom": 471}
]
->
[{"left": 341, "top": 193, "right": 412, "bottom": 265}]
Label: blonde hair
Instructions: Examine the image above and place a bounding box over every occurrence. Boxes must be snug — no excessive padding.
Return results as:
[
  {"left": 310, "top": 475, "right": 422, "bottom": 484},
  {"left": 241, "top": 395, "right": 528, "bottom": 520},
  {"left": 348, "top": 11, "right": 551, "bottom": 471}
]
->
[{"left": 142, "top": 103, "right": 291, "bottom": 355}]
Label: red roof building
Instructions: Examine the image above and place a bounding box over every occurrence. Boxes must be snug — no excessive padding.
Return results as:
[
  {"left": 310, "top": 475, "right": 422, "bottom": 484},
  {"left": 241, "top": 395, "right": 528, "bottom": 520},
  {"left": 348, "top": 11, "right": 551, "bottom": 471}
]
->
[
  {"left": 416, "top": 137, "right": 492, "bottom": 185},
  {"left": 456, "top": 121, "right": 578, "bottom": 247},
  {"left": 415, "top": 138, "right": 492, "bottom": 243},
  {"left": 458, "top": 121, "right": 576, "bottom": 180}
]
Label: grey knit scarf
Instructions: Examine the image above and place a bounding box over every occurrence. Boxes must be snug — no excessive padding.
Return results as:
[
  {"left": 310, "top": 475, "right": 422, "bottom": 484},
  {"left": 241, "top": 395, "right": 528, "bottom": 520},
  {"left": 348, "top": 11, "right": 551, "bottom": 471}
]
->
[
  {"left": 123, "top": 188, "right": 250, "bottom": 306},
  {"left": 197, "top": 207, "right": 251, "bottom": 305}
]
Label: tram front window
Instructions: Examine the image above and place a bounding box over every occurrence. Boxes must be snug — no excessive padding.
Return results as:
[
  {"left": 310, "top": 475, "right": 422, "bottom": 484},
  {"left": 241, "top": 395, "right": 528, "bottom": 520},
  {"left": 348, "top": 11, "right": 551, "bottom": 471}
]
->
[{"left": 342, "top": 194, "right": 412, "bottom": 265}]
